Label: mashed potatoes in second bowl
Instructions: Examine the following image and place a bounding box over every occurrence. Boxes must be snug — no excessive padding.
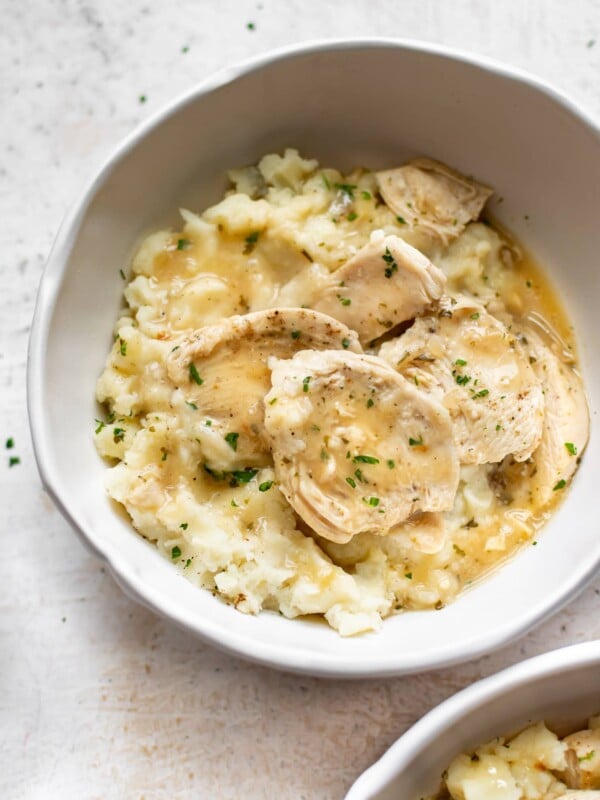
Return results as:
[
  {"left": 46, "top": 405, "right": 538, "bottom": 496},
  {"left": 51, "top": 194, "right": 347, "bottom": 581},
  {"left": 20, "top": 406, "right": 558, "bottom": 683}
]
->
[{"left": 95, "top": 149, "right": 588, "bottom": 635}]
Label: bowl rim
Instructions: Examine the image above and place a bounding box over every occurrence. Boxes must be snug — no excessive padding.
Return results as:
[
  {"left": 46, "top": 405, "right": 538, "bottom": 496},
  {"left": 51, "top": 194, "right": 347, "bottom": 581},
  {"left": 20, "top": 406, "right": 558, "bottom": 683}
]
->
[
  {"left": 28, "top": 37, "right": 600, "bottom": 678},
  {"left": 344, "top": 639, "right": 600, "bottom": 798}
]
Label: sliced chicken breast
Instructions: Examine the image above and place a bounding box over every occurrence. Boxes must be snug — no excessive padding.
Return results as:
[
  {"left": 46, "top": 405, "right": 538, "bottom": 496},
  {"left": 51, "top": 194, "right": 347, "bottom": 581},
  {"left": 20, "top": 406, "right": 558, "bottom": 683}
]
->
[
  {"left": 313, "top": 232, "right": 446, "bottom": 345},
  {"left": 376, "top": 158, "right": 493, "bottom": 245},
  {"left": 379, "top": 298, "right": 544, "bottom": 465},
  {"left": 263, "top": 350, "right": 459, "bottom": 544},
  {"left": 517, "top": 328, "right": 589, "bottom": 506},
  {"left": 167, "top": 309, "right": 362, "bottom": 466}
]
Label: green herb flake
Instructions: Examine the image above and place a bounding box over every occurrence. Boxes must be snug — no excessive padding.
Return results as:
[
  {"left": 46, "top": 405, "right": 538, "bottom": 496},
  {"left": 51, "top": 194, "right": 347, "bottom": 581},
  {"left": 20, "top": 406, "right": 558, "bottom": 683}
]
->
[
  {"left": 408, "top": 436, "right": 423, "bottom": 446},
  {"left": 185, "top": 401, "right": 198, "bottom": 411},
  {"left": 246, "top": 21, "right": 255, "bottom": 30},
  {"left": 302, "top": 376, "right": 311, "bottom": 393},
  {"left": 184, "top": 558, "right": 192, "bottom": 568},
  {"left": 243, "top": 230, "right": 260, "bottom": 253},
  {"left": 119, "top": 269, "right": 126, "bottom": 280},
  {"left": 224, "top": 432, "right": 239, "bottom": 451},
  {"left": 180, "top": 522, "right": 188, "bottom": 530},
  {"left": 346, "top": 476, "right": 356, "bottom": 489},
  {"left": 139, "top": 94, "right": 147, "bottom": 104},
  {"left": 354, "top": 468, "right": 366, "bottom": 483},
  {"left": 268, "top": 397, "right": 278, "bottom": 406},
  {"left": 496, "top": 423, "right": 502, "bottom": 431},
  {"left": 171, "top": 545, "right": 182, "bottom": 559},
  {"left": 337, "top": 295, "right": 351, "bottom": 306},
  {"left": 346, "top": 211, "right": 358, "bottom": 222},
  {"left": 386, "top": 459, "right": 395, "bottom": 469},
  {"left": 526, "top": 279, "right": 532, "bottom": 288},
  {"left": 188, "top": 362, "right": 203, "bottom": 385},
  {"left": 231, "top": 468, "right": 259, "bottom": 485},
  {"left": 8, "top": 456, "right": 20, "bottom": 467},
  {"left": 366, "top": 398, "right": 374, "bottom": 408},
  {"left": 113, "top": 427, "right": 126, "bottom": 443},
  {"left": 455, "top": 374, "right": 471, "bottom": 386},
  {"left": 291, "top": 329, "right": 301, "bottom": 340},
  {"left": 405, "top": 572, "right": 413, "bottom": 580},
  {"left": 382, "top": 246, "right": 398, "bottom": 278},
  {"left": 453, "top": 544, "right": 466, "bottom": 556},
  {"left": 579, "top": 750, "right": 596, "bottom": 762},
  {"left": 353, "top": 454, "right": 379, "bottom": 464},
  {"left": 361, "top": 190, "right": 372, "bottom": 200},
  {"left": 396, "top": 216, "right": 406, "bottom": 225},
  {"left": 553, "top": 479, "right": 566, "bottom": 491},
  {"left": 204, "top": 419, "right": 212, "bottom": 426},
  {"left": 565, "top": 442, "right": 578, "bottom": 456},
  {"left": 176, "top": 238, "right": 191, "bottom": 250},
  {"left": 334, "top": 182, "right": 357, "bottom": 199},
  {"left": 5, "top": 437, "right": 14, "bottom": 449},
  {"left": 454, "top": 359, "right": 467, "bottom": 366},
  {"left": 473, "top": 389, "right": 489, "bottom": 399},
  {"left": 587, "top": 39, "right": 596, "bottom": 48},
  {"left": 94, "top": 420, "right": 105, "bottom": 435},
  {"left": 341, "top": 337, "right": 350, "bottom": 349},
  {"left": 259, "top": 480, "right": 274, "bottom": 492},
  {"left": 119, "top": 338, "right": 127, "bottom": 356},
  {"left": 470, "top": 312, "right": 480, "bottom": 320},
  {"left": 462, "top": 518, "right": 479, "bottom": 529},
  {"left": 181, "top": 45, "right": 189, "bottom": 54},
  {"left": 160, "top": 448, "right": 168, "bottom": 461},
  {"left": 368, "top": 496, "right": 379, "bottom": 507},
  {"left": 321, "top": 173, "right": 331, "bottom": 190},
  {"left": 230, "top": 499, "right": 238, "bottom": 507}
]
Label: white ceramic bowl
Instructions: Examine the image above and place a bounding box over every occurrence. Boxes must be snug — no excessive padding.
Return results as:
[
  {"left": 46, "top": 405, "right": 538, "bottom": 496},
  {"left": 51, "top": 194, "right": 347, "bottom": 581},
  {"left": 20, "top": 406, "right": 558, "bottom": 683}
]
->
[
  {"left": 28, "top": 40, "right": 600, "bottom": 677},
  {"left": 345, "top": 640, "right": 600, "bottom": 798}
]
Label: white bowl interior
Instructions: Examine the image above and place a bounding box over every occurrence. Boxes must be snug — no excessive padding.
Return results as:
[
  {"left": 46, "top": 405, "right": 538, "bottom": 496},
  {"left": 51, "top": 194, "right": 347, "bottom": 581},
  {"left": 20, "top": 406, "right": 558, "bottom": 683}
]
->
[
  {"left": 346, "top": 642, "right": 600, "bottom": 798},
  {"left": 30, "top": 42, "right": 600, "bottom": 676}
]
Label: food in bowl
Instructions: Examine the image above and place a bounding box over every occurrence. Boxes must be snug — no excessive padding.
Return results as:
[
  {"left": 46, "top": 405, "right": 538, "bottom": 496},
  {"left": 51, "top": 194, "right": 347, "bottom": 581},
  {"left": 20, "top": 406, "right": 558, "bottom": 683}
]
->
[
  {"left": 425, "top": 715, "right": 600, "bottom": 798},
  {"left": 94, "top": 148, "right": 588, "bottom": 636}
]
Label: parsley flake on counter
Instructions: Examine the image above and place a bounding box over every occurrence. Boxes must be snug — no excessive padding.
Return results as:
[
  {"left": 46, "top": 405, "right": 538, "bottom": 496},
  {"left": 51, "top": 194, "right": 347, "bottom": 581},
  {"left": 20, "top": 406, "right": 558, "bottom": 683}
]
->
[
  {"left": 246, "top": 21, "right": 255, "bottom": 30},
  {"left": 259, "top": 480, "right": 274, "bottom": 492},
  {"left": 224, "top": 432, "right": 239, "bottom": 451},
  {"left": 139, "top": 94, "right": 147, "bottom": 104},
  {"left": 565, "top": 442, "right": 578, "bottom": 456},
  {"left": 6, "top": 437, "right": 14, "bottom": 449},
  {"left": 177, "top": 238, "right": 191, "bottom": 250},
  {"left": 188, "top": 362, "right": 203, "bottom": 385},
  {"left": 171, "top": 546, "right": 182, "bottom": 559},
  {"left": 553, "top": 479, "right": 566, "bottom": 491},
  {"left": 119, "top": 269, "right": 126, "bottom": 280},
  {"left": 353, "top": 454, "right": 379, "bottom": 464},
  {"left": 8, "top": 456, "right": 20, "bottom": 467}
]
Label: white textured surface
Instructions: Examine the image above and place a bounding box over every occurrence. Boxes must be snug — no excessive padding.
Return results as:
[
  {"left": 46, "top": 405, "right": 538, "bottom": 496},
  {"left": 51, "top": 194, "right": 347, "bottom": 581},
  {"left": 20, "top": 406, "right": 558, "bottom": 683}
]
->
[{"left": 2, "top": 2, "right": 599, "bottom": 798}]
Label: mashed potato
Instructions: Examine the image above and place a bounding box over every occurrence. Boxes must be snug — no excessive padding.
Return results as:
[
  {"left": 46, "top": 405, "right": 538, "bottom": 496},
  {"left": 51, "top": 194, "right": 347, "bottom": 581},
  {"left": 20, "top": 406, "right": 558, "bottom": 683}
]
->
[
  {"left": 95, "top": 149, "right": 588, "bottom": 635},
  {"left": 426, "top": 716, "right": 600, "bottom": 799}
]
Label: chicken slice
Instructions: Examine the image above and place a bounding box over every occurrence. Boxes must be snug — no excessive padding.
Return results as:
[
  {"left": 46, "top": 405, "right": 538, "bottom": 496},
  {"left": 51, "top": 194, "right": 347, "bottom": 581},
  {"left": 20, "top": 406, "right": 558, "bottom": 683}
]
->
[
  {"left": 167, "top": 309, "right": 362, "bottom": 467},
  {"left": 561, "top": 728, "right": 600, "bottom": 790},
  {"left": 312, "top": 232, "right": 446, "bottom": 345},
  {"left": 263, "top": 350, "right": 459, "bottom": 544},
  {"left": 379, "top": 298, "right": 544, "bottom": 465},
  {"left": 376, "top": 158, "right": 493, "bottom": 246}
]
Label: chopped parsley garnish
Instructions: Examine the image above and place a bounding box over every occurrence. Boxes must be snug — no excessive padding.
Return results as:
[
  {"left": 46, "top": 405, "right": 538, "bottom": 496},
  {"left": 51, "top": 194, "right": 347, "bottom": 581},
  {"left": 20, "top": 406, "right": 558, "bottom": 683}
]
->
[
  {"left": 184, "top": 558, "right": 192, "bottom": 568},
  {"left": 405, "top": 572, "right": 413, "bottom": 580},
  {"left": 472, "top": 389, "right": 489, "bottom": 399},
  {"left": 224, "top": 432, "right": 239, "bottom": 451},
  {"left": 119, "top": 269, "right": 126, "bottom": 280},
  {"left": 180, "top": 523, "right": 188, "bottom": 530},
  {"left": 160, "top": 448, "right": 168, "bottom": 461},
  {"left": 553, "top": 479, "right": 566, "bottom": 491},
  {"left": 5, "top": 438, "right": 14, "bottom": 449},
  {"left": 396, "top": 216, "right": 406, "bottom": 225},
  {"left": 578, "top": 750, "right": 596, "bottom": 762},
  {"left": 188, "top": 362, "right": 203, "bottom": 385},
  {"left": 302, "top": 376, "right": 311, "bottom": 392},
  {"left": 113, "top": 427, "right": 126, "bottom": 443},
  {"left": 496, "top": 423, "right": 502, "bottom": 431},
  {"left": 171, "top": 546, "right": 181, "bottom": 559},
  {"left": 139, "top": 94, "right": 147, "bottom": 104},
  {"left": 231, "top": 468, "right": 259, "bottom": 485},
  {"left": 185, "top": 401, "right": 198, "bottom": 410},
  {"left": 337, "top": 295, "right": 351, "bottom": 306},
  {"left": 382, "top": 246, "right": 398, "bottom": 278},
  {"left": 361, "top": 190, "right": 372, "bottom": 200},
  {"left": 368, "top": 496, "right": 379, "bottom": 507},
  {"left": 386, "top": 459, "right": 395, "bottom": 469},
  {"left": 353, "top": 455, "right": 379, "bottom": 464},
  {"left": 565, "top": 442, "right": 578, "bottom": 456},
  {"left": 453, "top": 544, "right": 466, "bottom": 556},
  {"left": 231, "top": 499, "right": 238, "bottom": 507},
  {"left": 408, "top": 436, "right": 423, "bottom": 446},
  {"left": 176, "top": 237, "right": 191, "bottom": 250},
  {"left": 291, "top": 329, "right": 301, "bottom": 340},
  {"left": 8, "top": 456, "right": 20, "bottom": 467},
  {"left": 470, "top": 312, "right": 480, "bottom": 320},
  {"left": 455, "top": 373, "right": 471, "bottom": 386},
  {"left": 204, "top": 419, "right": 212, "bottom": 426},
  {"left": 259, "top": 481, "right": 274, "bottom": 492},
  {"left": 526, "top": 279, "right": 532, "bottom": 288},
  {"left": 462, "top": 518, "right": 479, "bottom": 529},
  {"left": 119, "top": 338, "right": 127, "bottom": 356},
  {"left": 243, "top": 231, "right": 260, "bottom": 253},
  {"left": 366, "top": 398, "right": 374, "bottom": 408},
  {"left": 354, "top": 468, "right": 366, "bottom": 483},
  {"left": 341, "top": 337, "right": 350, "bottom": 349},
  {"left": 345, "top": 476, "right": 356, "bottom": 489},
  {"left": 346, "top": 211, "right": 358, "bottom": 222},
  {"left": 321, "top": 173, "right": 331, "bottom": 190},
  {"left": 334, "top": 182, "right": 357, "bottom": 198},
  {"left": 454, "top": 359, "right": 467, "bottom": 366},
  {"left": 268, "top": 397, "right": 278, "bottom": 405},
  {"left": 94, "top": 420, "right": 105, "bottom": 434},
  {"left": 246, "top": 21, "right": 255, "bottom": 30}
]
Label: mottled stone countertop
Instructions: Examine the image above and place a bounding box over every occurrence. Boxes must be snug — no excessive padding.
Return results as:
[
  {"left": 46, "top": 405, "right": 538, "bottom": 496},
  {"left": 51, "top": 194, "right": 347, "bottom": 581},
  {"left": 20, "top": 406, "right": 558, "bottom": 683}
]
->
[{"left": 2, "top": 1, "right": 599, "bottom": 798}]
